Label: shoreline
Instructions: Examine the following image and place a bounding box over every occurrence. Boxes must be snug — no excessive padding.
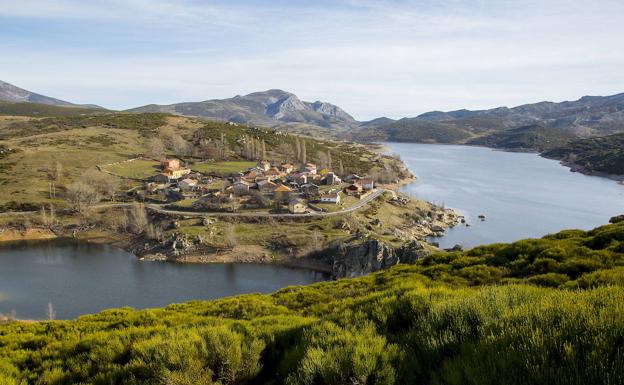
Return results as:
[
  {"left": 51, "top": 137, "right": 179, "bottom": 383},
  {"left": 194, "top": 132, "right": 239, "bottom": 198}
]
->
[
  {"left": 0, "top": 149, "right": 455, "bottom": 276},
  {"left": 381, "top": 141, "right": 623, "bottom": 183}
]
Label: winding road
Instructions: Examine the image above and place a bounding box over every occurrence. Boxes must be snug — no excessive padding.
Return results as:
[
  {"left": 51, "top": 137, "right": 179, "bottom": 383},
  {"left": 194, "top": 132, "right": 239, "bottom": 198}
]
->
[{"left": 1, "top": 189, "right": 388, "bottom": 219}]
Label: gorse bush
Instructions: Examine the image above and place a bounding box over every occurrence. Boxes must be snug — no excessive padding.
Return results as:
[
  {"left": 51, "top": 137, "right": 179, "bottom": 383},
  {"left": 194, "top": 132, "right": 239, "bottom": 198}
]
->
[
  {"left": 416, "top": 221, "right": 624, "bottom": 288},
  {"left": 1, "top": 221, "right": 623, "bottom": 384}
]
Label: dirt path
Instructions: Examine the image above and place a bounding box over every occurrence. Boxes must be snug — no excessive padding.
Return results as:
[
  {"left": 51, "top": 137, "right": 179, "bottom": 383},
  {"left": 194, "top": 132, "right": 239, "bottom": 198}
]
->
[{"left": 0, "top": 189, "right": 386, "bottom": 219}]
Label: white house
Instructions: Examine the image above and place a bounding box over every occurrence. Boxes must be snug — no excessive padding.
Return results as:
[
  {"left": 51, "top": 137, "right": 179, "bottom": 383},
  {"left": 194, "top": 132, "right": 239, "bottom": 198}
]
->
[
  {"left": 320, "top": 193, "right": 340, "bottom": 204},
  {"left": 362, "top": 177, "right": 374, "bottom": 191}
]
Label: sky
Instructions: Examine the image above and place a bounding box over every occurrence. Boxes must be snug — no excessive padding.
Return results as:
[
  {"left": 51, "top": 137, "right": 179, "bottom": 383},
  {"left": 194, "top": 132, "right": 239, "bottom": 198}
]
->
[{"left": 1, "top": 0, "right": 623, "bottom": 120}]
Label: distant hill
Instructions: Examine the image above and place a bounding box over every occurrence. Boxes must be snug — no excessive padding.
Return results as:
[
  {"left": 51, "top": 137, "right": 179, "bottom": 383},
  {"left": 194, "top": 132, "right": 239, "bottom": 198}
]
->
[
  {"left": 0, "top": 80, "right": 75, "bottom": 106},
  {"left": 0, "top": 80, "right": 103, "bottom": 109},
  {"left": 543, "top": 133, "right": 624, "bottom": 176},
  {"left": 359, "top": 92, "right": 624, "bottom": 148},
  {"left": 467, "top": 123, "right": 579, "bottom": 152},
  {"left": 128, "top": 89, "right": 359, "bottom": 134}
]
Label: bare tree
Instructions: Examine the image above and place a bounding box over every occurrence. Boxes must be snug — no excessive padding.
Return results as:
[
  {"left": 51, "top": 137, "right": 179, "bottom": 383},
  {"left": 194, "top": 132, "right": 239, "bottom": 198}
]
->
[
  {"left": 48, "top": 204, "right": 56, "bottom": 224},
  {"left": 82, "top": 170, "right": 120, "bottom": 201},
  {"left": 276, "top": 143, "right": 294, "bottom": 163},
  {"left": 223, "top": 224, "right": 238, "bottom": 248},
  {"left": 39, "top": 206, "right": 48, "bottom": 226},
  {"left": 316, "top": 151, "right": 330, "bottom": 168},
  {"left": 261, "top": 140, "right": 266, "bottom": 160},
  {"left": 46, "top": 302, "right": 56, "bottom": 321},
  {"left": 311, "top": 229, "right": 323, "bottom": 251},
  {"left": 295, "top": 138, "right": 301, "bottom": 161},
  {"left": 54, "top": 162, "right": 63, "bottom": 181},
  {"left": 101, "top": 173, "right": 120, "bottom": 201},
  {"left": 172, "top": 135, "right": 190, "bottom": 158},
  {"left": 129, "top": 202, "right": 149, "bottom": 234},
  {"left": 199, "top": 139, "right": 218, "bottom": 161},
  {"left": 146, "top": 223, "right": 164, "bottom": 241},
  {"left": 146, "top": 137, "right": 166, "bottom": 159},
  {"left": 66, "top": 182, "right": 101, "bottom": 213}
]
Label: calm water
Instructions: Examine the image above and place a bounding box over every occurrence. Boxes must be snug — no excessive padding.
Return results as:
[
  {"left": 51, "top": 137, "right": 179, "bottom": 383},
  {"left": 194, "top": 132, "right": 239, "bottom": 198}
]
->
[
  {"left": 387, "top": 142, "right": 624, "bottom": 249},
  {"left": 0, "top": 240, "right": 327, "bottom": 319}
]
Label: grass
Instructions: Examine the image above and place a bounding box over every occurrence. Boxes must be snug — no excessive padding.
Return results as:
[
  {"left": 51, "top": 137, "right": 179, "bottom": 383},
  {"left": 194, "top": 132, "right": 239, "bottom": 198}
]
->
[
  {"left": 103, "top": 159, "right": 161, "bottom": 179},
  {"left": 1, "top": 226, "right": 623, "bottom": 385},
  {"left": 191, "top": 161, "right": 256, "bottom": 175},
  {"left": 0, "top": 101, "right": 105, "bottom": 117},
  {"left": 170, "top": 198, "right": 198, "bottom": 209},
  {"left": 0, "top": 127, "right": 145, "bottom": 208}
]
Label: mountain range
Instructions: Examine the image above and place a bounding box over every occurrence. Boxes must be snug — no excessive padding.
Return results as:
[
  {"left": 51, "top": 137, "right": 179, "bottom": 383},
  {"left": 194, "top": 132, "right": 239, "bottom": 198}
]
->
[
  {"left": 355, "top": 92, "right": 624, "bottom": 150},
  {"left": 128, "top": 89, "right": 360, "bottom": 135},
  {"left": 2, "top": 79, "right": 624, "bottom": 152}
]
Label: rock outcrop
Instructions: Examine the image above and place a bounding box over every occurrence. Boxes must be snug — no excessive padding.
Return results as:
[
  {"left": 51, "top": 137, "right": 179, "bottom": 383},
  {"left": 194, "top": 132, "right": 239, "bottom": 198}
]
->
[{"left": 330, "top": 239, "right": 429, "bottom": 279}]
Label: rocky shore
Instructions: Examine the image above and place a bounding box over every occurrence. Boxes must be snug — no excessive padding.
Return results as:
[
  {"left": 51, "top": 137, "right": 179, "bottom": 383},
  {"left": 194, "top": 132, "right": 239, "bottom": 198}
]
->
[{"left": 132, "top": 197, "right": 459, "bottom": 277}]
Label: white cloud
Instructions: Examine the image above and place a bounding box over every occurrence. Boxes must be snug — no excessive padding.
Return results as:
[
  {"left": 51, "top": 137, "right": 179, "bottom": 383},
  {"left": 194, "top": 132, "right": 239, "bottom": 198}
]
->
[{"left": 1, "top": 0, "right": 623, "bottom": 119}]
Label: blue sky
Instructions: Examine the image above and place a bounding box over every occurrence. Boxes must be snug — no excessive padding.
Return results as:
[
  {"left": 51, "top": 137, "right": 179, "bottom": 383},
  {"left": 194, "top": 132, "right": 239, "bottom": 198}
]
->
[{"left": 1, "top": 0, "right": 623, "bottom": 120}]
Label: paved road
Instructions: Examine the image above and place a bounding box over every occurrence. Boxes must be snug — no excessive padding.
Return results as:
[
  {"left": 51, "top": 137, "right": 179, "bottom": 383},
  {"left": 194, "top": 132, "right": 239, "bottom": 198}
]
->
[
  {"left": 145, "top": 188, "right": 386, "bottom": 218},
  {"left": 0, "top": 189, "right": 387, "bottom": 219}
]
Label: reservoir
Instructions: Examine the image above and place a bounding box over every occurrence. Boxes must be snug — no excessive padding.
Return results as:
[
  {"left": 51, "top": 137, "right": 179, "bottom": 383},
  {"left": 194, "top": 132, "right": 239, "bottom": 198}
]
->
[
  {"left": 0, "top": 239, "right": 327, "bottom": 319},
  {"left": 387, "top": 142, "right": 624, "bottom": 249}
]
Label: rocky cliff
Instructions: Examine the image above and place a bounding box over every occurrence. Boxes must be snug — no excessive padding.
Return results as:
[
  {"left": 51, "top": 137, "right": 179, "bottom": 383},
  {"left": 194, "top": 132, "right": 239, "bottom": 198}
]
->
[{"left": 330, "top": 239, "right": 430, "bottom": 279}]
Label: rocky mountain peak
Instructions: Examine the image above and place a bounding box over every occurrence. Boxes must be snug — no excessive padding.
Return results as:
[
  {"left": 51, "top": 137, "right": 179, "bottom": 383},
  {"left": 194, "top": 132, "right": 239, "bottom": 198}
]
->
[
  {"left": 266, "top": 94, "right": 308, "bottom": 119},
  {"left": 309, "top": 101, "right": 355, "bottom": 121}
]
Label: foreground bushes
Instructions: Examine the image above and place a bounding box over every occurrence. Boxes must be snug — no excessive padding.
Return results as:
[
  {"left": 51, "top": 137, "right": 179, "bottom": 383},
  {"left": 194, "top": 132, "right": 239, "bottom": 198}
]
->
[
  {"left": 417, "top": 221, "right": 624, "bottom": 288},
  {"left": 1, "top": 222, "right": 623, "bottom": 384}
]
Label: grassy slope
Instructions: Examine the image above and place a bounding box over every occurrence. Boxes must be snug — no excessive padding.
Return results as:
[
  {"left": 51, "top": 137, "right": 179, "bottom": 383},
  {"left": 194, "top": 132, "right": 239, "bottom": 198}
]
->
[
  {"left": 0, "top": 112, "right": 389, "bottom": 210},
  {"left": 1, "top": 221, "right": 623, "bottom": 385},
  {"left": 190, "top": 161, "right": 257, "bottom": 176},
  {"left": 468, "top": 124, "right": 579, "bottom": 152},
  {"left": 171, "top": 192, "right": 436, "bottom": 257},
  {"left": 0, "top": 102, "right": 105, "bottom": 117}
]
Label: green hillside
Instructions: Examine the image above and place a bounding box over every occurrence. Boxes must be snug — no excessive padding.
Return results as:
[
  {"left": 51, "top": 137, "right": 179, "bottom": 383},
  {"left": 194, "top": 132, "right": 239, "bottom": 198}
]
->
[
  {"left": 1, "top": 219, "right": 623, "bottom": 385},
  {"left": 357, "top": 119, "right": 475, "bottom": 144},
  {"left": 467, "top": 124, "right": 578, "bottom": 152},
  {"left": 543, "top": 133, "right": 624, "bottom": 176}
]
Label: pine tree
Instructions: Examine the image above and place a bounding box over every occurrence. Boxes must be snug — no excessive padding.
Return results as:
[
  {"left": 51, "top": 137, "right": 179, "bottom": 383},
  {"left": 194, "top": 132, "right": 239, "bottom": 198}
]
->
[{"left": 295, "top": 138, "right": 301, "bottom": 162}]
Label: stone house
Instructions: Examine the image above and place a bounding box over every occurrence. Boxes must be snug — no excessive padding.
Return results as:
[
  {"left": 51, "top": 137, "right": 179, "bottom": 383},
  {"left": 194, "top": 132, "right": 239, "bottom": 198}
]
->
[
  {"left": 288, "top": 198, "right": 307, "bottom": 214},
  {"left": 323, "top": 172, "right": 342, "bottom": 185},
  {"left": 345, "top": 182, "right": 362, "bottom": 196},
  {"left": 233, "top": 180, "right": 251, "bottom": 196},
  {"left": 178, "top": 178, "right": 198, "bottom": 191},
  {"left": 301, "top": 183, "right": 320, "bottom": 197},
  {"left": 257, "top": 179, "right": 277, "bottom": 194}
]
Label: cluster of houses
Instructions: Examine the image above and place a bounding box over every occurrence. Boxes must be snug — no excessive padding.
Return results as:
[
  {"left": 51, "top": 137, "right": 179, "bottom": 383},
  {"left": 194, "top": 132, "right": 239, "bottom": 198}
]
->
[{"left": 145, "top": 158, "right": 374, "bottom": 214}]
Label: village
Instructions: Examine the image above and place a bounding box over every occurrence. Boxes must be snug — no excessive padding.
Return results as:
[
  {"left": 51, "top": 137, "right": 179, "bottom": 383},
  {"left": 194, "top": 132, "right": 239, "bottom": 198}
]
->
[{"left": 140, "top": 157, "right": 377, "bottom": 215}]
